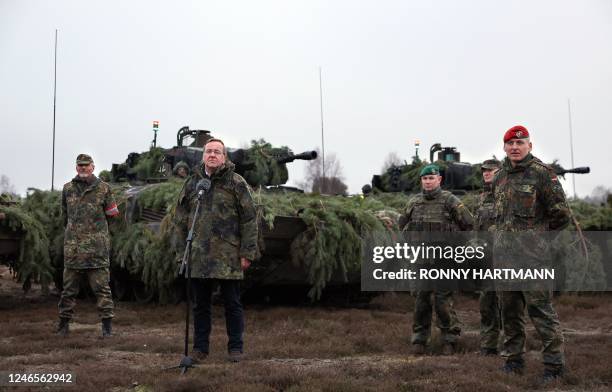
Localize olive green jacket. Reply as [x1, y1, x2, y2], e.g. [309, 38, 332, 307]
[62, 175, 119, 269]
[174, 161, 258, 280]
[399, 187, 474, 232]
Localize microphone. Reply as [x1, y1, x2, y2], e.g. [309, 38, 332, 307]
[196, 179, 211, 200]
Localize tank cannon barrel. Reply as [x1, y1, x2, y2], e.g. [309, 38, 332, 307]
[228, 150, 318, 172]
[554, 166, 590, 176]
[276, 150, 318, 165]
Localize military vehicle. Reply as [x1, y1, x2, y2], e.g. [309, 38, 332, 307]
[110, 126, 317, 188]
[95, 126, 332, 303]
[366, 142, 590, 195]
[22, 127, 376, 304]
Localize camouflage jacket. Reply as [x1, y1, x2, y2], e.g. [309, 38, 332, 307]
[476, 184, 496, 231]
[399, 187, 474, 232]
[492, 154, 570, 232]
[174, 161, 258, 280]
[62, 175, 119, 269]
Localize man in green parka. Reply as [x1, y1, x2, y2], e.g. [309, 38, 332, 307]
[174, 138, 258, 363]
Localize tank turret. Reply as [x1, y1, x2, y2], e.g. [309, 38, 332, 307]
[111, 126, 317, 189]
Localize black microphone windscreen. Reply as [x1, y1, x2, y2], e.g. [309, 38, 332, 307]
[196, 179, 211, 193]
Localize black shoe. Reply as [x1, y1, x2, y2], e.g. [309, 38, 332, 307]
[228, 351, 243, 363]
[101, 318, 112, 338]
[191, 351, 208, 363]
[502, 359, 525, 375]
[542, 366, 564, 382]
[480, 348, 498, 356]
[56, 318, 70, 337]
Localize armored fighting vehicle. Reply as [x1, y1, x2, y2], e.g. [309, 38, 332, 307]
[366, 142, 590, 195]
[98, 126, 333, 303]
[110, 126, 317, 189]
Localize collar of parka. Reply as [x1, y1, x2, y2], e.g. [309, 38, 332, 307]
[72, 174, 99, 186]
[503, 153, 534, 173]
[422, 186, 442, 200]
[198, 160, 236, 183]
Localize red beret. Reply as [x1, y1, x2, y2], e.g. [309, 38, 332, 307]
[503, 125, 529, 143]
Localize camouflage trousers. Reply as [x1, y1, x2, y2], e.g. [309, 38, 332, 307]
[500, 290, 564, 366]
[411, 290, 461, 344]
[58, 267, 114, 320]
[480, 291, 501, 350]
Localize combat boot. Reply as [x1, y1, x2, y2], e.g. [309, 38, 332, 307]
[542, 365, 564, 382]
[501, 359, 525, 375]
[101, 318, 112, 338]
[56, 317, 70, 337]
[479, 348, 498, 356]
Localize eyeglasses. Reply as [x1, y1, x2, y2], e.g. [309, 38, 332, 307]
[204, 149, 224, 156]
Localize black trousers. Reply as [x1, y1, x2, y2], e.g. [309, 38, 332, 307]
[191, 278, 244, 354]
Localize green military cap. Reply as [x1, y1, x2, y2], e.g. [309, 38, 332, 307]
[481, 159, 501, 170]
[419, 164, 440, 177]
[76, 154, 93, 165]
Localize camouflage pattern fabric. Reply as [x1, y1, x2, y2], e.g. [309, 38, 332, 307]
[492, 153, 569, 367]
[476, 184, 501, 350]
[493, 154, 569, 232]
[58, 267, 114, 319]
[400, 187, 474, 345]
[479, 291, 500, 350]
[412, 290, 461, 344]
[62, 175, 119, 269]
[475, 184, 496, 231]
[500, 290, 564, 366]
[174, 161, 258, 280]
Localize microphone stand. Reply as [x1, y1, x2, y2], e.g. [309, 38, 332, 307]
[166, 187, 205, 374]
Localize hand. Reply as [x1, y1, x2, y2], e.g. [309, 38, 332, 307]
[240, 257, 251, 271]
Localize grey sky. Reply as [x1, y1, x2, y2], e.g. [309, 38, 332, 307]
[1, 0, 611, 197]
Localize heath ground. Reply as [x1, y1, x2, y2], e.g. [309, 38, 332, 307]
[1, 266, 611, 392]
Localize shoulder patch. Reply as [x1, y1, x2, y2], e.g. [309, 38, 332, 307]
[531, 159, 559, 182]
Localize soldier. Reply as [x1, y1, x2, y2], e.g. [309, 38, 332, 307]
[493, 125, 569, 381]
[173, 161, 190, 179]
[399, 164, 473, 354]
[476, 159, 502, 356]
[57, 154, 119, 337]
[174, 138, 258, 363]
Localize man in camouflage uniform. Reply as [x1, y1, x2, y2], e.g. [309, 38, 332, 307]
[476, 159, 502, 355]
[174, 138, 258, 363]
[492, 125, 569, 381]
[57, 154, 119, 337]
[399, 164, 474, 354]
[173, 161, 190, 179]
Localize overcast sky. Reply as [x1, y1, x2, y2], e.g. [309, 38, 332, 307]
[1, 0, 611, 197]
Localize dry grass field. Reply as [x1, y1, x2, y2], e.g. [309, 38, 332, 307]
[1, 267, 611, 392]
